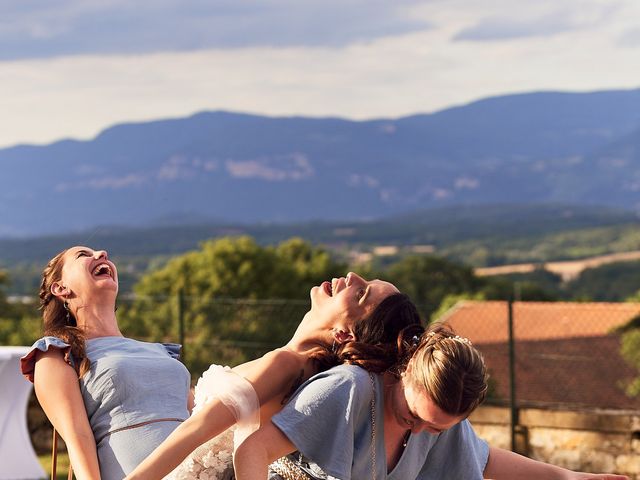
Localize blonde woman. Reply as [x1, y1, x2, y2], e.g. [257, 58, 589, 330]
[235, 324, 629, 480]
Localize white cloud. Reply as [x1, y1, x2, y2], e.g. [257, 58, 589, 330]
[619, 27, 640, 47]
[453, 2, 619, 41]
[0, 0, 638, 147]
[0, 0, 429, 60]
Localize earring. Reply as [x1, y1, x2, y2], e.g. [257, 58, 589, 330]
[63, 301, 71, 324]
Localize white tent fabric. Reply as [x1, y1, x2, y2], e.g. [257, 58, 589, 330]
[0, 346, 46, 480]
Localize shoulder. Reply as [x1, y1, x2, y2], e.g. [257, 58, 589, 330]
[291, 364, 373, 405]
[20, 336, 72, 382]
[29, 336, 70, 351]
[313, 363, 372, 387]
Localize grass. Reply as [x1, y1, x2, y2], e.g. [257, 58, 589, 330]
[38, 452, 70, 480]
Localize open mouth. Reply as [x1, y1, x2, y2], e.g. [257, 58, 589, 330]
[322, 281, 333, 296]
[92, 263, 113, 279]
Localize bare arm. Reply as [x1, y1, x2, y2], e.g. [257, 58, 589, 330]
[34, 349, 100, 480]
[484, 447, 629, 480]
[231, 348, 304, 409]
[126, 349, 303, 479]
[126, 396, 236, 479]
[234, 421, 296, 480]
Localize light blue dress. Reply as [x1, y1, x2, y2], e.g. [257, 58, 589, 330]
[270, 364, 489, 480]
[22, 336, 191, 480]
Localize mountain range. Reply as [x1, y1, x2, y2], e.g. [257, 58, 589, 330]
[2, 88, 640, 236]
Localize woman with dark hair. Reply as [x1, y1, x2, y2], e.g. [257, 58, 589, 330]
[235, 324, 629, 480]
[126, 272, 419, 479]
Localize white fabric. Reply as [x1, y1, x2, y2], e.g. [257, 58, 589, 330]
[0, 346, 46, 480]
[165, 364, 260, 480]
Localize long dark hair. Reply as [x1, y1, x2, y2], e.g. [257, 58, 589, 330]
[39, 249, 90, 377]
[324, 295, 488, 417]
[313, 293, 424, 372]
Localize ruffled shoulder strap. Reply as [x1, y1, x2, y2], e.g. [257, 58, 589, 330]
[20, 336, 74, 383]
[162, 343, 183, 360]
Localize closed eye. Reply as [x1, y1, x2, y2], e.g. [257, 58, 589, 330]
[357, 285, 371, 304]
[75, 250, 91, 258]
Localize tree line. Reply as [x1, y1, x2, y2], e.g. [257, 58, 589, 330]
[0, 235, 638, 398]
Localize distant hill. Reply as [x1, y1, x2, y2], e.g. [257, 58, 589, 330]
[2, 203, 640, 296]
[1, 88, 640, 236]
[0, 203, 636, 264]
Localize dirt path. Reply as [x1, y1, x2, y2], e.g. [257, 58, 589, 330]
[475, 250, 640, 282]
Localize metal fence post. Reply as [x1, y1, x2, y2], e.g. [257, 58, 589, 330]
[178, 288, 185, 360]
[508, 297, 518, 452]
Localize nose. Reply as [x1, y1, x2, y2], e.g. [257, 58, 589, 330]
[94, 250, 108, 260]
[347, 272, 367, 283]
[347, 272, 366, 286]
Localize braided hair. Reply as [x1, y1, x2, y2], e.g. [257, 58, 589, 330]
[403, 323, 488, 417]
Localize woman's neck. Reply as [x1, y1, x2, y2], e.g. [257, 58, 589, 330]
[382, 373, 412, 472]
[75, 303, 122, 338]
[285, 311, 334, 353]
[382, 374, 409, 434]
[286, 328, 332, 354]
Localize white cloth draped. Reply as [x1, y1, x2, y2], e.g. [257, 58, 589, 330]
[0, 346, 46, 480]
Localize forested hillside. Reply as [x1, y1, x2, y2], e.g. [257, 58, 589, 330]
[2, 89, 640, 236]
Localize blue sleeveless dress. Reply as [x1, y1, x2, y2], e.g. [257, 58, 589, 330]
[22, 336, 191, 480]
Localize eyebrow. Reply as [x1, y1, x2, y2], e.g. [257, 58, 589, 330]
[74, 248, 92, 258]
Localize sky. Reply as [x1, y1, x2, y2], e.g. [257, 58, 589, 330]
[0, 0, 639, 148]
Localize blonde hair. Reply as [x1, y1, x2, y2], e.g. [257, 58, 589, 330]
[405, 323, 488, 417]
[39, 249, 90, 377]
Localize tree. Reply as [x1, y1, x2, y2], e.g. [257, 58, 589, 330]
[0, 270, 10, 314]
[119, 236, 345, 376]
[0, 270, 41, 346]
[618, 301, 640, 398]
[386, 255, 482, 320]
[480, 271, 561, 302]
[566, 261, 640, 301]
[620, 328, 640, 397]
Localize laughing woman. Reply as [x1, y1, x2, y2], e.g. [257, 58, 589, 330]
[21, 246, 192, 480]
[126, 271, 419, 480]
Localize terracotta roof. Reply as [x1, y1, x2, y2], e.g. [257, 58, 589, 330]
[440, 301, 640, 410]
[441, 301, 640, 343]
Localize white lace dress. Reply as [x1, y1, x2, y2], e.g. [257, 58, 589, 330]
[165, 365, 260, 480]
